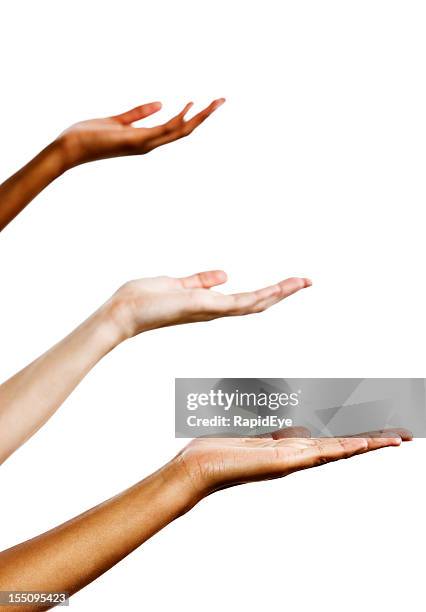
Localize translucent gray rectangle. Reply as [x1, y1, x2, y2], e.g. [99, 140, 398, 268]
[175, 378, 426, 437]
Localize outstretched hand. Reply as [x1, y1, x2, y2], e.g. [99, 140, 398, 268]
[59, 99, 225, 167]
[107, 270, 312, 339]
[173, 427, 410, 499]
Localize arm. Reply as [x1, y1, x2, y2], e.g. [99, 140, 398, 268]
[0, 270, 311, 464]
[0, 98, 225, 231]
[0, 430, 407, 611]
[0, 142, 67, 231]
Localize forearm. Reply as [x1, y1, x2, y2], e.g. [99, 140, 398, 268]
[0, 459, 198, 611]
[0, 140, 67, 231]
[0, 302, 124, 464]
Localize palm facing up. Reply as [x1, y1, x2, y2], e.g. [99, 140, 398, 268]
[109, 269, 312, 337]
[60, 99, 225, 167]
[175, 429, 408, 498]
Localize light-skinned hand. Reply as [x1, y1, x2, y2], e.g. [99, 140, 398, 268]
[107, 270, 312, 339]
[0, 269, 310, 464]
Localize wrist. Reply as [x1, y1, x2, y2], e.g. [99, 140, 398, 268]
[99, 292, 137, 345]
[158, 458, 205, 516]
[85, 300, 131, 354]
[44, 138, 74, 176]
[54, 132, 85, 170]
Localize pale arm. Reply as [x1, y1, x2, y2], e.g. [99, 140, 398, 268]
[0, 304, 122, 464]
[0, 271, 311, 464]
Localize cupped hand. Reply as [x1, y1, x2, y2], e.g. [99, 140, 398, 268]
[173, 427, 407, 499]
[107, 270, 312, 339]
[58, 99, 225, 167]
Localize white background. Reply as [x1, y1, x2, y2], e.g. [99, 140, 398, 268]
[0, 1, 425, 610]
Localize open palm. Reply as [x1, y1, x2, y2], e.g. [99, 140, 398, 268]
[174, 427, 410, 497]
[60, 99, 225, 167]
[110, 269, 312, 337]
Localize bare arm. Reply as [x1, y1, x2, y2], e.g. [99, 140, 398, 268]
[0, 142, 67, 231]
[0, 460, 192, 606]
[0, 430, 406, 611]
[0, 270, 311, 464]
[0, 99, 225, 231]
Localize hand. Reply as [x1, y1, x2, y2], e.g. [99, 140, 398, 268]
[172, 427, 408, 499]
[58, 99, 225, 168]
[107, 270, 312, 339]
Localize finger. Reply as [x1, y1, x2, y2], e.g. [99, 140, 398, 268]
[349, 428, 412, 441]
[183, 97, 226, 133]
[312, 435, 402, 452]
[274, 435, 402, 475]
[301, 435, 401, 466]
[224, 277, 312, 315]
[146, 98, 225, 148]
[361, 436, 402, 451]
[145, 101, 193, 136]
[254, 277, 313, 311]
[272, 435, 402, 451]
[112, 101, 162, 124]
[180, 270, 228, 289]
[174, 101, 195, 121]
